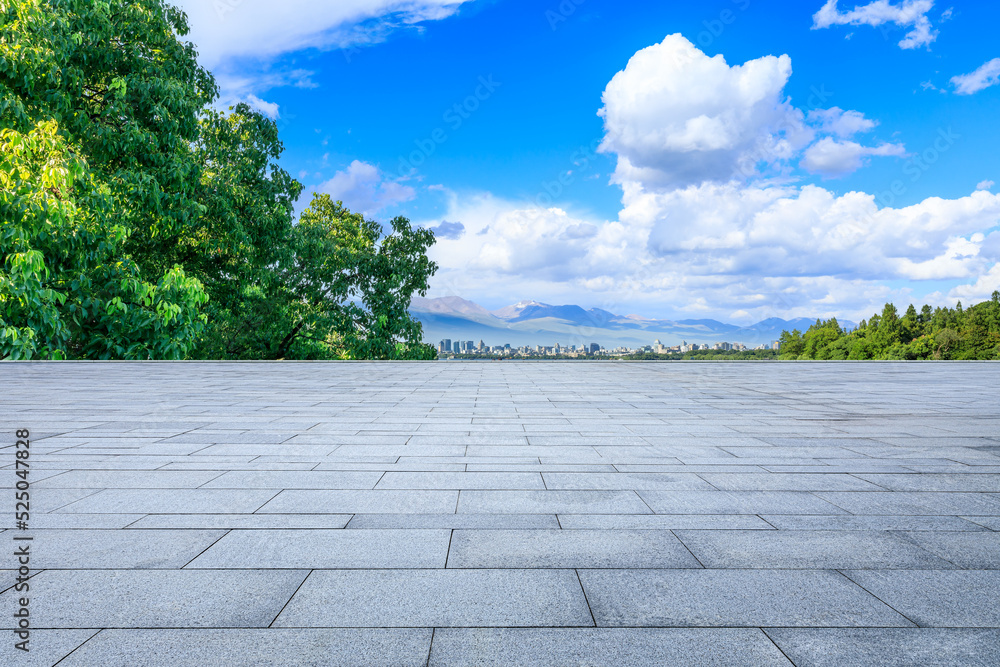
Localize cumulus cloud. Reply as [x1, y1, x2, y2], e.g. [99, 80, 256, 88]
[598, 35, 808, 189]
[950, 261, 1000, 302]
[807, 107, 878, 137]
[800, 137, 907, 177]
[626, 184, 1000, 282]
[244, 94, 280, 118]
[951, 58, 1000, 95]
[420, 37, 1000, 322]
[812, 0, 938, 49]
[978, 180, 996, 191]
[428, 221, 465, 240]
[174, 0, 471, 68]
[316, 161, 415, 216]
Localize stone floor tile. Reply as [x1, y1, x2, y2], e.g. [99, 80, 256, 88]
[0, 570, 309, 629]
[58, 628, 433, 667]
[273, 569, 593, 627]
[457, 490, 652, 514]
[674, 529, 956, 569]
[765, 628, 1000, 667]
[257, 489, 458, 514]
[842, 570, 1000, 627]
[186, 529, 450, 568]
[429, 628, 791, 666]
[579, 569, 914, 628]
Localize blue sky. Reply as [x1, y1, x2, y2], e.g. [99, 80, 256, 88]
[175, 0, 1000, 322]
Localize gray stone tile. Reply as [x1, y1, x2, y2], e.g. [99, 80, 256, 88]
[33, 470, 223, 489]
[273, 569, 593, 627]
[0, 570, 309, 629]
[187, 529, 450, 568]
[467, 463, 618, 472]
[765, 628, 1000, 667]
[675, 530, 956, 569]
[900, 532, 1000, 568]
[816, 492, 1000, 515]
[127, 514, 353, 529]
[448, 529, 702, 568]
[59, 628, 433, 667]
[0, 629, 98, 667]
[699, 473, 883, 491]
[557, 513, 775, 530]
[315, 462, 467, 471]
[429, 628, 792, 666]
[53, 489, 278, 514]
[28, 513, 146, 529]
[963, 515, 1000, 530]
[28, 529, 225, 569]
[638, 490, 846, 515]
[579, 569, 914, 627]
[347, 513, 560, 529]
[761, 515, 986, 531]
[541, 472, 714, 490]
[458, 490, 652, 514]
[376, 472, 545, 489]
[257, 490, 458, 514]
[843, 570, 1000, 627]
[200, 470, 383, 489]
[854, 473, 1000, 492]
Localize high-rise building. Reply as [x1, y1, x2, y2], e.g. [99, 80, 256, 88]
[589, 343, 600, 355]
[478, 340, 485, 351]
[439, 339, 452, 353]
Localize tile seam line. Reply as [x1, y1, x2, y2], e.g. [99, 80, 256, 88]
[574, 568, 598, 628]
[424, 627, 436, 667]
[179, 528, 233, 569]
[52, 627, 103, 666]
[833, 569, 922, 628]
[760, 628, 800, 667]
[267, 569, 314, 628]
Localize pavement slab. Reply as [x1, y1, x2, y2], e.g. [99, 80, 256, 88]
[2, 361, 998, 664]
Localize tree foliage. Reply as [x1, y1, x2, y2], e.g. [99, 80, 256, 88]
[780, 295, 1000, 361]
[2, 0, 438, 360]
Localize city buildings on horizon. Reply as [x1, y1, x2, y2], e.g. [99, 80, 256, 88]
[436, 338, 781, 358]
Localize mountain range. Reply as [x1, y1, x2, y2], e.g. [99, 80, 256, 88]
[410, 297, 855, 348]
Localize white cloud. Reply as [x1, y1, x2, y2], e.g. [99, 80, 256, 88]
[978, 180, 996, 191]
[598, 35, 808, 189]
[315, 160, 416, 216]
[244, 94, 280, 118]
[800, 137, 906, 177]
[951, 58, 1000, 95]
[421, 37, 1000, 322]
[807, 107, 877, 137]
[812, 0, 938, 49]
[950, 262, 1000, 301]
[174, 0, 471, 68]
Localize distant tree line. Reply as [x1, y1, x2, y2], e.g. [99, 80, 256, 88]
[1, 0, 437, 360]
[779, 294, 1000, 361]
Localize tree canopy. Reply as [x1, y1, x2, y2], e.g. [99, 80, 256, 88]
[1, 0, 438, 360]
[780, 295, 1000, 361]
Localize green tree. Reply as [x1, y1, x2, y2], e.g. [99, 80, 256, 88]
[187, 104, 303, 359]
[1, 120, 207, 359]
[2, 0, 214, 358]
[778, 329, 805, 359]
[270, 195, 438, 360]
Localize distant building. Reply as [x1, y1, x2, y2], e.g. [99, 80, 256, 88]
[589, 343, 600, 355]
[439, 339, 452, 353]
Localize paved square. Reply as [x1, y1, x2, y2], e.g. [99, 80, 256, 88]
[2, 361, 999, 665]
